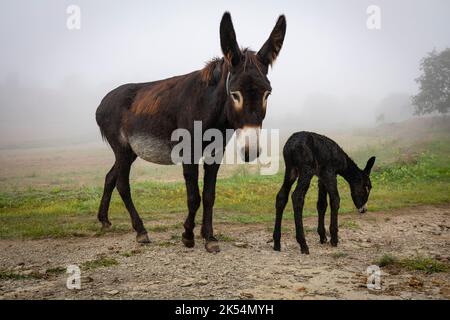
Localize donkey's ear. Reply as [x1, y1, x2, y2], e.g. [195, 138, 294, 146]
[220, 12, 241, 67]
[257, 15, 287, 67]
[364, 156, 376, 175]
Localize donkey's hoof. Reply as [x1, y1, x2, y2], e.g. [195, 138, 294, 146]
[205, 241, 220, 253]
[273, 242, 281, 251]
[300, 246, 310, 255]
[182, 233, 195, 248]
[320, 236, 328, 244]
[100, 221, 112, 231]
[136, 233, 151, 244]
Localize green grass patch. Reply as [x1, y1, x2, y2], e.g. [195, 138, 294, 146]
[376, 254, 398, 267]
[0, 139, 448, 239]
[45, 266, 66, 275]
[0, 270, 44, 281]
[401, 256, 449, 274]
[216, 233, 237, 242]
[81, 257, 118, 270]
[375, 254, 449, 274]
[331, 252, 348, 259]
[339, 220, 360, 230]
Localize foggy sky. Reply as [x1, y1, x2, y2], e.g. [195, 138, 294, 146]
[0, 0, 449, 145]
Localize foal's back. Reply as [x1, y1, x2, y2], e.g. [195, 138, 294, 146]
[283, 131, 348, 173]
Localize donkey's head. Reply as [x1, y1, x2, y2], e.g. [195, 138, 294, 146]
[350, 156, 376, 213]
[220, 12, 286, 162]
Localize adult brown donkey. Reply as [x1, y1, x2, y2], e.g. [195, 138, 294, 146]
[95, 12, 286, 252]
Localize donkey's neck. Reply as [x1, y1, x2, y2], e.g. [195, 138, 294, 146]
[340, 155, 361, 184]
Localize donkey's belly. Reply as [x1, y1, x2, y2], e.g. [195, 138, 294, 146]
[128, 134, 173, 165]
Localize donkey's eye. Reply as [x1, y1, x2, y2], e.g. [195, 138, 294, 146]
[262, 90, 271, 109]
[230, 91, 243, 110]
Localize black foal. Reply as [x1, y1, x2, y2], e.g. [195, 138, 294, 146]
[273, 131, 376, 254]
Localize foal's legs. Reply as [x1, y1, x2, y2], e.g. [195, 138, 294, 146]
[115, 151, 150, 243]
[320, 171, 340, 246]
[273, 164, 297, 251]
[181, 164, 201, 248]
[317, 180, 328, 244]
[98, 164, 118, 229]
[202, 163, 221, 253]
[292, 168, 314, 254]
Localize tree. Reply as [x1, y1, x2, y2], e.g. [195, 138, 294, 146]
[412, 48, 450, 115]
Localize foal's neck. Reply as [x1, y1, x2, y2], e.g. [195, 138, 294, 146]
[340, 155, 361, 185]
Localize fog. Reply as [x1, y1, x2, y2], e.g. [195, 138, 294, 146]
[0, 0, 449, 146]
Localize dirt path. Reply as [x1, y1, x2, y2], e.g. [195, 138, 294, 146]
[1, 204, 449, 300]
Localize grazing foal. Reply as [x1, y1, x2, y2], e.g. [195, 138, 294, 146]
[273, 132, 376, 254]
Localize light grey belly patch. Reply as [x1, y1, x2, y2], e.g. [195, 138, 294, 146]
[128, 134, 174, 165]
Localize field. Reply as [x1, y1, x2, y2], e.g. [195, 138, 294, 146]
[0, 117, 449, 299]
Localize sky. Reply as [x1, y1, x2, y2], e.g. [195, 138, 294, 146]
[0, 0, 449, 145]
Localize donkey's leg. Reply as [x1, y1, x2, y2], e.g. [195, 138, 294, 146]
[97, 164, 118, 230]
[292, 169, 313, 254]
[321, 172, 340, 247]
[317, 180, 328, 244]
[115, 151, 149, 243]
[181, 164, 200, 248]
[202, 163, 221, 253]
[273, 164, 297, 251]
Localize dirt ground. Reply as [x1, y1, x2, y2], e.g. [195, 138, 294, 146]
[0, 204, 449, 300]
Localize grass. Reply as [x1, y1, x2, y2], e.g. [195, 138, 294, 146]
[45, 266, 66, 275]
[0, 271, 44, 281]
[331, 252, 348, 259]
[0, 137, 448, 240]
[375, 254, 449, 274]
[339, 220, 360, 230]
[215, 233, 237, 242]
[81, 257, 118, 270]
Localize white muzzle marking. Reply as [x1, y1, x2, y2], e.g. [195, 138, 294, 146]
[236, 126, 261, 162]
[358, 203, 368, 214]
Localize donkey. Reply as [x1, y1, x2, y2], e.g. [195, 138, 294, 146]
[95, 12, 287, 253]
[273, 132, 376, 254]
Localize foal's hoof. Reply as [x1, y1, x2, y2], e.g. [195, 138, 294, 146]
[182, 233, 195, 248]
[330, 239, 338, 247]
[273, 242, 281, 251]
[320, 236, 328, 244]
[136, 233, 151, 244]
[300, 246, 310, 255]
[205, 241, 220, 253]
[100, 221, 112, 231]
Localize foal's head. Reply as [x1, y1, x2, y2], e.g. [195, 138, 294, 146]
[350, 156, 376, 213]
[219, 12, 286, 162]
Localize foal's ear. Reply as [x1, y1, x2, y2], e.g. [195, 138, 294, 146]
[364, 156, 376, 175]
[257, 15, 287, 67]
[220, 12, 241, 67]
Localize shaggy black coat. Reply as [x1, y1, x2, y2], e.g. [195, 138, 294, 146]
[273, 131, 376, 254]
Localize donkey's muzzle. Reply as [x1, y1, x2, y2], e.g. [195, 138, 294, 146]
[240, 145, 262, 162]
[236, 126, 261, 162]
[358, 203, 368, 214]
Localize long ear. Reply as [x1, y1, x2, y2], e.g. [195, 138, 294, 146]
[364, 156, 376, 175]
[220, 12, 241, 67]
[257, 15, 287, 66]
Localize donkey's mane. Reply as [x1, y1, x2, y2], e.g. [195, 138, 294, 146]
[200, 49, 264, 84]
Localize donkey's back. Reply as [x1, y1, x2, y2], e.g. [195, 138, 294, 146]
[283, 131, 348, 173]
